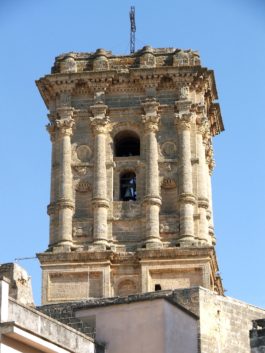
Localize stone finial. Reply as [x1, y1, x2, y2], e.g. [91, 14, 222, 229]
[93, 48, 109, 71]
[60, 53, 77, 73]
[140, 45, 156, 68]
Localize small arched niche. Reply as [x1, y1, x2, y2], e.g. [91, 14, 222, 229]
[114, 130, 140, 157]
[120, 171, 136, 201]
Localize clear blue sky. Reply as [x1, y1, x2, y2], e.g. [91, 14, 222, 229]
[1, 0, 264, 306]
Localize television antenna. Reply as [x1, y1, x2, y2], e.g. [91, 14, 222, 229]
[129, 6, 136, 54]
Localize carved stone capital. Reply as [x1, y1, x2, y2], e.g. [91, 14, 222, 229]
[90, 118, 110, 134]
[196, 115, 209, 135]
[89, 102, 110, 134]
[175, 112, 193, 130]
[141, 99, 160, 132]
[47, 116, 75, 139]
[56, 118, 75, 137]
[46, 123, 56, 142]
[141, 115, 160, 132]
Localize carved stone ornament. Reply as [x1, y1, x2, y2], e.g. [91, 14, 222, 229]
[175, 113, 193, 130]
[55, 118, 75, 136]
[76, 145, 91, 162]
[161, 141, 177, 158]
[179, 85, 190, 100]
[159, 222, 176, 233]
[73, 224, 91, 238]
[76, 181, 91, 192]
[47, 117, 75, 139]
[161, 177, 177, 189]
[73, 166, 89, 176]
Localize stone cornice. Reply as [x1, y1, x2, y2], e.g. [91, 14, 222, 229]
[36, 66, 218, 101]
[37, 246, 216, 264]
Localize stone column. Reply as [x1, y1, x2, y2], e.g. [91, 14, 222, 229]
[47, 107, 75, 251]
[175, 98, 195, 244]
[196, 113, 210, 244]
[206, 141, 216, 245]
[90, 103, 110, 249]
[141, 99, 162, 249]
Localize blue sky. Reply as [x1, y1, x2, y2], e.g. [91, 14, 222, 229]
[1, 0, 264, 306]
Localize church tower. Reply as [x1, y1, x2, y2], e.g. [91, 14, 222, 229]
[36, 46, 224, 304]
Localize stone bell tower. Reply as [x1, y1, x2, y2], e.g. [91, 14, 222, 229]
[36, 46, 224, 304]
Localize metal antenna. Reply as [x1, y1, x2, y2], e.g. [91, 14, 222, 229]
[129, 6, 136, 54]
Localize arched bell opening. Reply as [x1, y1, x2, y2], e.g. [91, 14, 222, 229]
[114, 130, 140, 157]
[120, 171, 136, 201]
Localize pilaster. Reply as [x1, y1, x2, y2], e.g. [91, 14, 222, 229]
[196, 106, 211, 244]
[205, 134, 216, 245]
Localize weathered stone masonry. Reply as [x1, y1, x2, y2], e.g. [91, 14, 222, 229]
[36, 46, 224, 303]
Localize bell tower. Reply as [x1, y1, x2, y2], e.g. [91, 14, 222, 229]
[36, 46, 224, 304]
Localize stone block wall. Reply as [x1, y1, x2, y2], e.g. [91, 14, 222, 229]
[171, 287, 265, 353]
